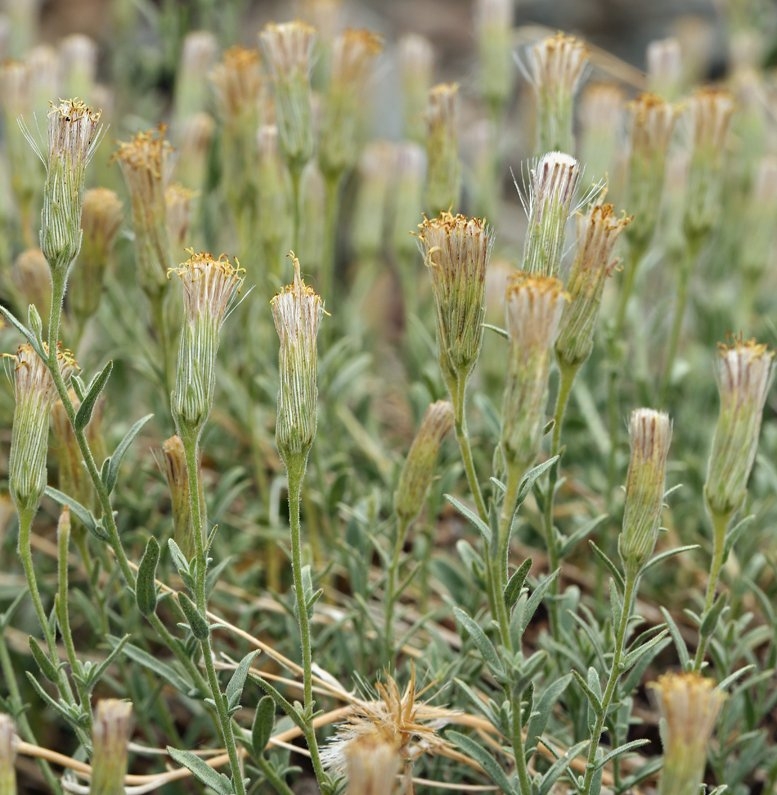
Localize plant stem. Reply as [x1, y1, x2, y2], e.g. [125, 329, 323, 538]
[289, 162, 303, 255]
[384, 514, 411, 663]
[692, 507, 731, 672]
[321, 171, 342, 308]
[182, 433, 247, 795]
[449, 371, 488, 522]
[580, 567, 640, 795]
[614, 242, 646, 339]
[285, 453, 329, 791]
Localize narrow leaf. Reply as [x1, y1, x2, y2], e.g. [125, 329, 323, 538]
[226, 651, 259, 711]
[0, 305, 44, 356]
[447, 731, 515, 794]
[167, 747, 234, 795]
[588, 541, 625, 591]
[29, 637, 61, 683]
[504, 558, 532, 610]
[74, 360, 113, 431]
[251, 696, 276, 757]
[136, 537, 160, 617]
[178, 593, 210, 640]
[104, 413, 154, 494]
[453, 607, 504, 676]
[44, 487, 102, 540]
[445, 494, 492, 545]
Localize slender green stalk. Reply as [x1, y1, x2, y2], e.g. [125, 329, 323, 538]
[285, 455, 329, 791]
[493, 465, 521, 651]
[661, 235, 702, 402]
[321, 172, 342, 307]
[182, 433, 247, 795]
[384, 514, 411, 663]
[290, 163, 303, 255]
[581, 567, 640, 795]
[449, 372, 488, 521]
[692, 508, 732, 671]
[0, 632, 61, 794]
[150, 292, 173, 413]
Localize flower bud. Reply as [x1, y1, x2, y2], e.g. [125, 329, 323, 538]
[398, 33, 435, 143]
[60, 33, 98, 100]
[0, 714, 16, 795]
[271, 255, 324, 469]
[501, 273, 566, 472]
[319, 28, 383, 180]
[522, 151, 580, 278]
[394, 401, 454, 524]
[89, 699, 133, 795]
[259, 21, 317, 173]
[425, 83, 461, 214]
[173, 31, 218, 125]
[526, 33, 588, 154]
[416, 212, 492, 386]
[39, 99, 103, 273]
[705, 339, 773, 518]
[11, 248, 52, 325]
[160, 434, 203, 559]
[555, 204, 631, 368]
[683, 87, 734, 240]
[170, 252, 245, 442]
[175, 111, 215, 193]
[8, 343, 77, 516]
[625, 93, 677, 252]
[618, 408, 672, 574]
[114, 127, 173, 298]
[70, 188, 123, 326]
[257, 125, 292, 274]
[474, 0, 514, 112]
[646, 37, 683, 101]
[650, 672, 725, 795]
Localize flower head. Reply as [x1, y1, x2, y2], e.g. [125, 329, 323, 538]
[647, 37, 683, 100]
[342, 732, 401, 795]
[618, 408, 672, 574]
[650, 672, 725, 795]
[474, 0, 514, 110]
[521, 151, 581, 277]
[271, 254, 324, 468]
[170, 251, 245, 441]
[37, 98, 103, 272]
[416, 212, 492, 386]
[705, 339, 773, 518]
[259, 21, 316, 171]
[210, 46, 263, 124]
[398, 33, 435, 142]
[556, 204, 632, 368]
[8, 343, 77, 516]
[114, 127, 173, 297]
[90, 699, 134, 795]
[11, 248, 52, 326]
[0, 714, 17, 794]
[159, 435, 197, 559]
[501, 273, 566, 471]
[425, 83, 461, 214]
[526, 33, 588, 153]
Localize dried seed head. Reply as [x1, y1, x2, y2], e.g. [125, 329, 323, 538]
[650, 672, 725, 795]
[416, 212, 492, 386]
[474, 0, 514, 110]
[684, 87, 735, 238]
[210, 46, 263, 123]
[394, 400, 454, 524]
[160, 434, 199, 559]
[11, 248, 52, 325]
[343, 732, 401, 795]
[501, 273, 566, 471]
[37, 98, 103, 272]
[625, 93, 677, 250]
[705, 339, 773, 518]
[618, 408, 672, 574]
[647, 37, 683, 100]
[8, 343, 77, 516]
[259, 21, 316, 171]
[114, 127, 173, 297]
[170, 251, 245, 441]
[522, 151, 581, 277]
[70, 187, 123, 324]
[271, 254, 324, 468]
[398, 33, 435, 142]
[526, 33, 588, 153]
[322, 670, 455, 777]
[319, 29, 383, 178]
[90, 699, 134, 795]
[0, 714, 17, 794]
[425, 83, 461, 214]
[556, 204, 632, 368]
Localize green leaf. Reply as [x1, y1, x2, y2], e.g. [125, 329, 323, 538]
[74, 634, 130, 693]
[446, 730, 515, 794]
[226, 651, 259, 713]
[0, 305, 44, 356]
[168, 539, 191, 576]
[525, 674, 571, 754]
[44, 487, 102, 540]
[167, 746, 234, 795]
[103, 413, 154, 494]
[621, 630, 669, 673]
[504, 558, 532, 611]
[559, 514, 606, 558]
[571, 668, 602, 716]
[588, 541, 625, 591]
[595, 738, 650, 770]
[537, 739, 589, 795]
[453, 607, 504, 677]
[251, 696, 276, 757]
[700, 592, 728, 639]
[518, 571, 557, 635]
[29, 637, 61, 683]
[0, 590, 28, 629]
[113, 638, 193, 694]
[136, 537, 160, 617]
[482, 322, 508, 339]
[641, 544, 699, 575]
[445, 494, 492, 545]
[74, 360, 113, 431]
[518, 456, 559, 505]
[659, 607, 690, 670]
[178, 593, 210, 640]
